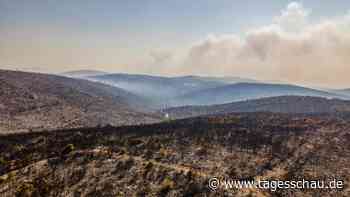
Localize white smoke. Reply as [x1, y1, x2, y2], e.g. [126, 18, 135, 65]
[183, 2, 350, 88]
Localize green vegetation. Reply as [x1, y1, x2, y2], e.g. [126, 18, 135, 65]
[61, 144, 75, 155]
[13, 144, 25, 152]
[16, 182, 34, 197]
[158, 177, 175, 196]
[0, 176, 7, 185]
[0, 157, 6, 166]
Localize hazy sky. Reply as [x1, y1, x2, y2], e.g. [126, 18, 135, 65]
[1, 0, 350, 88]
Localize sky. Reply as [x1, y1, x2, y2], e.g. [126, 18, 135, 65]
[1, 0, 350, 88]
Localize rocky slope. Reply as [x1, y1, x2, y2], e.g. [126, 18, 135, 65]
[0, 112, 349, 196]
[0, 70, 160, 133]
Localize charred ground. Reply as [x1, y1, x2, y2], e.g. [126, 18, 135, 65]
[1, 112, 349, 196]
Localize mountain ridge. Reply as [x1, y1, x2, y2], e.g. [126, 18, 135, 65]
[176, 82, 348, 106]
[165, 95, 350, 119]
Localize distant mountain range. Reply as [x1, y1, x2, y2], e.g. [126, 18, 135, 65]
[0, 70, 160, 133]
[58, 71, 347, 107]
[88, 73, 236, 104]
[165, 96, 350, 119]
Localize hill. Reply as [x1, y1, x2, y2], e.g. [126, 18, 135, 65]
[0, 112, 349, 196]
[176, 83, 347, 106]
[173, 75, 259, 84]
[333, 89, 350, 97]
[165, 96, 350, 119]
[0, 70, 160, 133]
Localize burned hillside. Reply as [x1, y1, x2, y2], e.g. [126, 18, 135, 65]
[0, 113, 349, 196]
